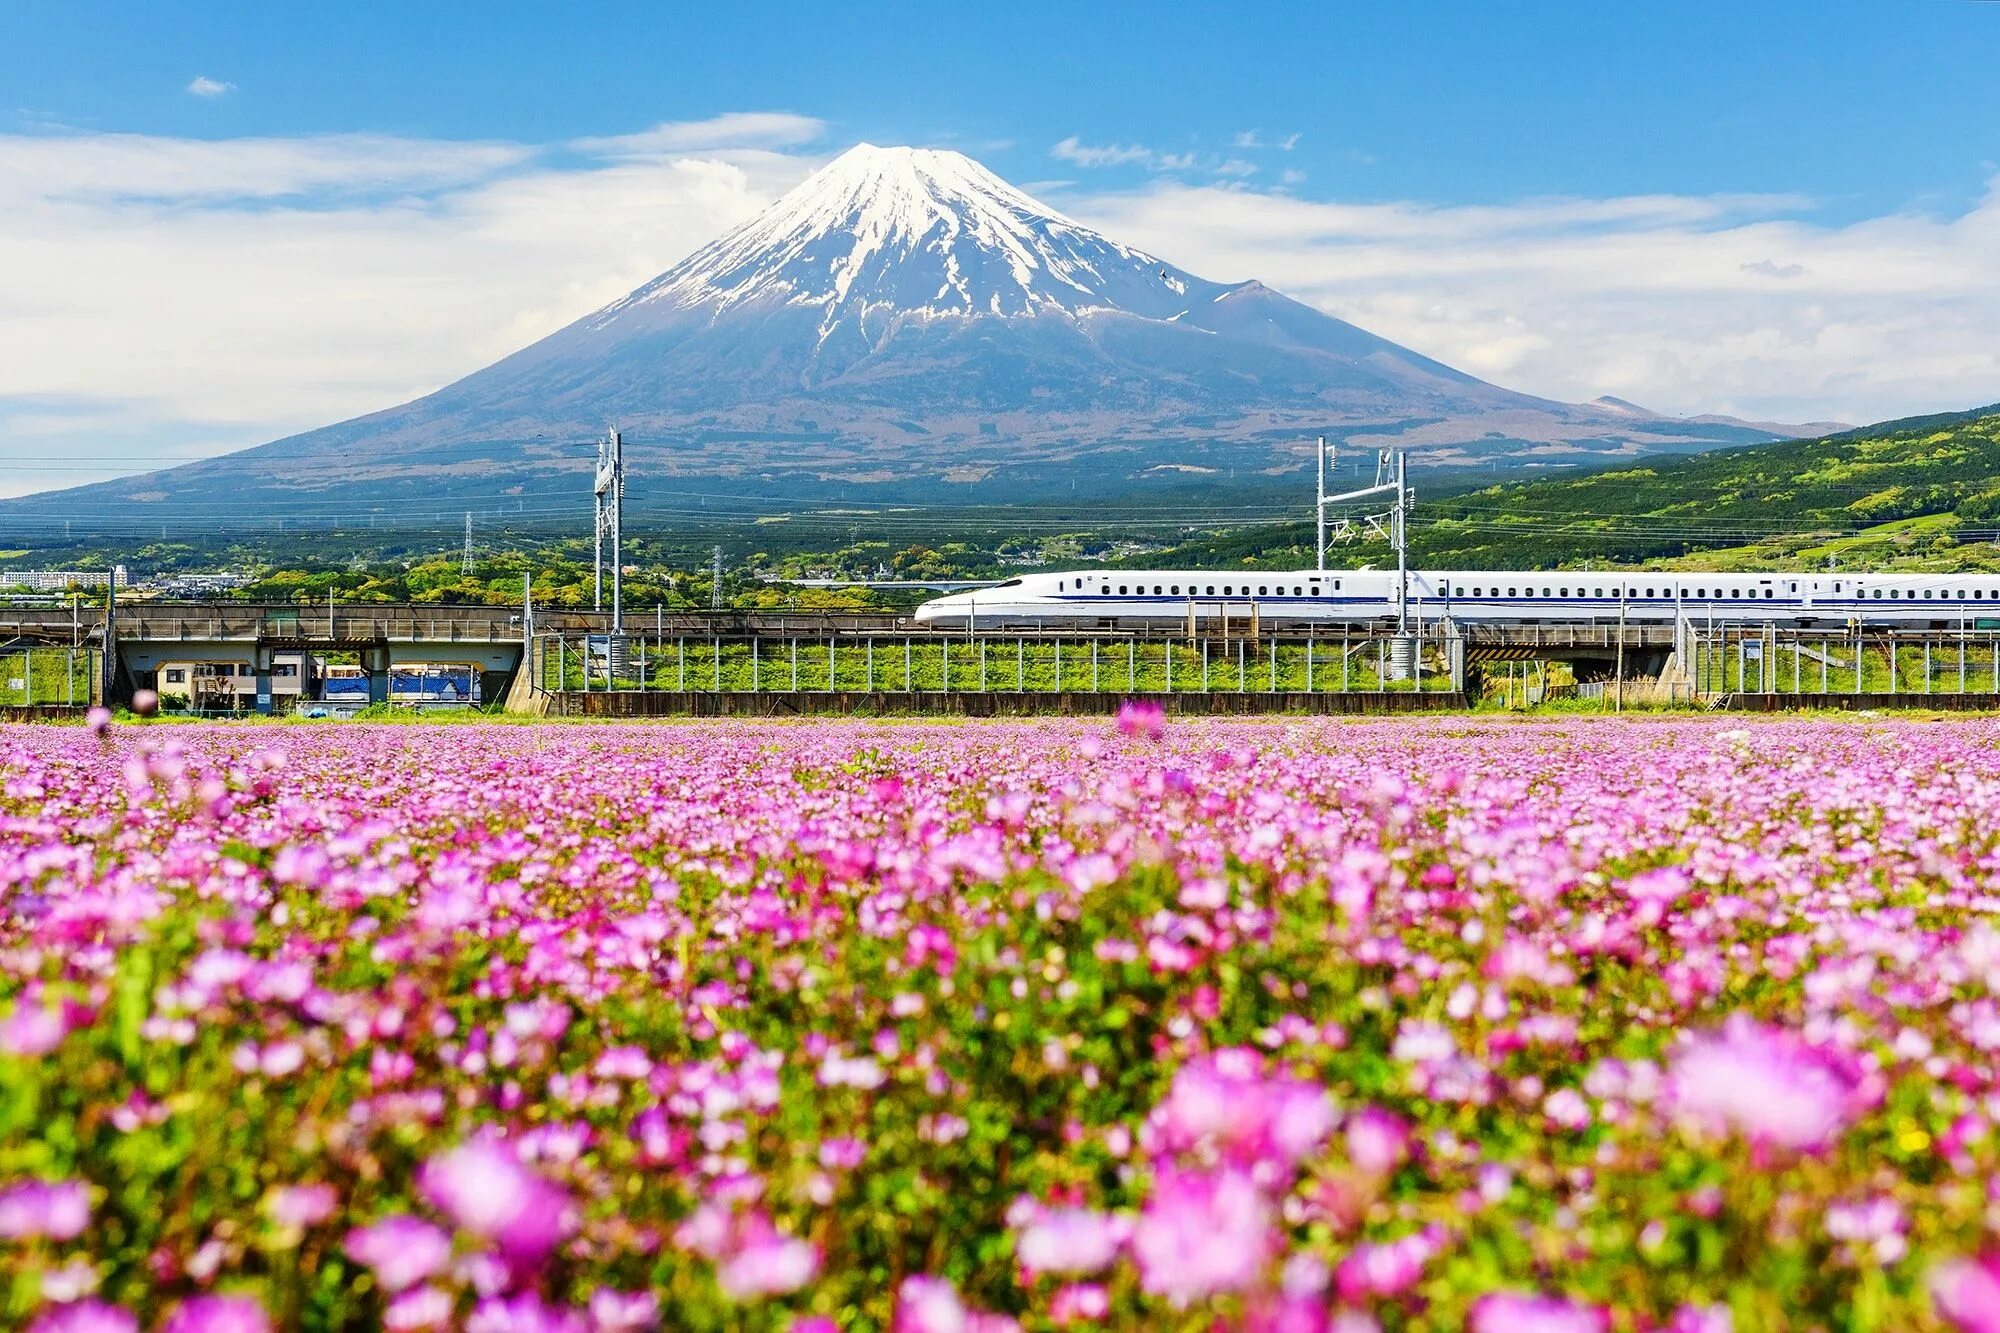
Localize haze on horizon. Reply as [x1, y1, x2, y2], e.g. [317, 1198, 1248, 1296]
[2, 1, 1998, 499]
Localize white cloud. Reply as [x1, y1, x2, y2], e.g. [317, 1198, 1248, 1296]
[1051, 136, 1193, 172]
[5, 117, 1998, 497]
[1214, 159, 1258, 178]
[1062, 177, 2000, 425]
[1232, 130, 1301, 151]
[569, 111, 824, 160]
[0, 117, 825, 496]
[186, 76, 234, 98]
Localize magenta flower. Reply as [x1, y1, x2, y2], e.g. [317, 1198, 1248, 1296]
[715, 1228, 819, 1300]
[265, 1183, 337, 1232]
[0, 1180, 90, 1241]
[465, 1294, 588, 1333]
[1468, 1293, 1608, 1333]
[1014, 1205, 1123, 1276]
[1115, 700, 1167, 740]
[419, 1140, 574, 1263]
[344, 1214, 454, 1292]
[1132, 1168, 1275, 1305]
[383, 1286, 455, 1332]
[160, 1296, 272, 1333]
[1343, 1107, 1411, 1177]
[1933, 1252, 2000, 1333]
[1667, 1016, 1871, 1153]
[28, 1303, 137, 1333]
[585, 1288, 659, 1331]
[1049, 1284, 1110, 1324]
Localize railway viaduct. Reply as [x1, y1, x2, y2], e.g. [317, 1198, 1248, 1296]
[1, 600, 1679, 711]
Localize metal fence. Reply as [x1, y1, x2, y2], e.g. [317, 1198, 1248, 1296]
[0, 646, 98, 707]
[530, 631, 1466, 697]
[1683, 623, 2000, 698]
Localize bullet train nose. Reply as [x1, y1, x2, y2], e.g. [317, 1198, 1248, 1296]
[912, 594, 962, 624]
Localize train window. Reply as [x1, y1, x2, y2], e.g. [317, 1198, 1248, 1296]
[1645, 587, 1655, 597]
[1765, 590, 1774, 599]
[1100, 587, 1110, 595]
[1170, 585, 1180, 595]
[1119, 585, 1128, 595]
[1890, 590, 1899, 599]
[1924, 590, 1933, 599]
[1259, 585, 1268, 596]
[1153, 585, 1163, 595]
[1507, 587, 1516, 596]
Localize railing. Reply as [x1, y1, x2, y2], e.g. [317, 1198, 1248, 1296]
[530, 630, 1466, 697]
[1683, 624, 2000, 699]
[0, 646, 98, 708]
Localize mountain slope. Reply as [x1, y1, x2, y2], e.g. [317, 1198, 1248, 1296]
[1117, 406, 2000, 572]
[8, 144, 1837, 523]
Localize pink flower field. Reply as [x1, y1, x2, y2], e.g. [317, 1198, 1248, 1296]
[4, 714, 2000, 1331]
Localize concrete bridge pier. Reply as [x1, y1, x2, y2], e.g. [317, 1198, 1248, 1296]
[362, 646, 392, 706]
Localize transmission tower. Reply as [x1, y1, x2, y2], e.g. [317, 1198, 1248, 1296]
[711, 545, 723, 610]
[460, 512, 474, 575]
[593, 428, 624, 632]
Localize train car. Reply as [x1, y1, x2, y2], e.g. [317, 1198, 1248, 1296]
[911, 569, 2000, 630]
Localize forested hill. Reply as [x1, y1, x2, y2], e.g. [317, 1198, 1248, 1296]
[1138, 404, 2000, 572]
[1407, 402, 2000, 567]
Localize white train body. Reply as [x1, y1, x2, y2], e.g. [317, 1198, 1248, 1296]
[912, 569, 2000, 629]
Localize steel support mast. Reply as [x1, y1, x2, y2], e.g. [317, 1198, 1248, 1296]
[1316, 441, 1413, 633]
[593, 427, 624, 633]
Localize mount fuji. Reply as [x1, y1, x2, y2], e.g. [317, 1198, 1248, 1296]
[13, 144, 1832, 520]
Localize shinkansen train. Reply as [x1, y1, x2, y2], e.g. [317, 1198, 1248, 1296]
[912, 569, 2000, 630]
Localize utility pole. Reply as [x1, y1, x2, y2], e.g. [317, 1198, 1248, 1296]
[1318, 445, 1412, 633]
[593, 427, 624, 632]
[461, 512, 474, 575]
[101, 563, 117, 707]
[1315, 436, 1326, 571]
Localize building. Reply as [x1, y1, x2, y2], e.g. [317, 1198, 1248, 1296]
[0, 566, 127, 593]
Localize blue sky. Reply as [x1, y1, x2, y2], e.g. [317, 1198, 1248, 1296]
[9, 2, 1996, 216]
[2, 2, 1998, 492]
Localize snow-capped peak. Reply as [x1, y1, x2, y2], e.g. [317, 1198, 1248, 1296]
[603, 144, 1218, 332]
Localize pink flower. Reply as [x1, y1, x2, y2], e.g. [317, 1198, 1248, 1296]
[344, 1215, 454, 1292]
[1934, 1252, 2000, 1333]
[1667, 1306, 1733, 1333]
[1049, 1284, 1110, 1324]
[1132, 1168, 1274, 1305]
[716, 1229, 819, 1300]
[1015, 1206, 1122, 1276]
[419, 1140, 574, 1263]
[160, 1296, 272, 1333]
[1667, 1016, 1871, 1153]
[586, 1288, 659, 1332]
[0, 1180, 89, 1240]
[0, 1000, 76, 1057]
[1343, 1107, 1410, 1177]
[465, 1294, 588, 1333]
[85, 707, 112, 737]
[265, 1183, 337, 1231]
[1468, 1293, 1607, 1333]
[383, 1287, 455, 1332]
[29, 1303, 137, 1333]
[1115, 700, 1167, 741]
[892, 1276, 1018, 1333]
[1147, 1049, 1334, 1172]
